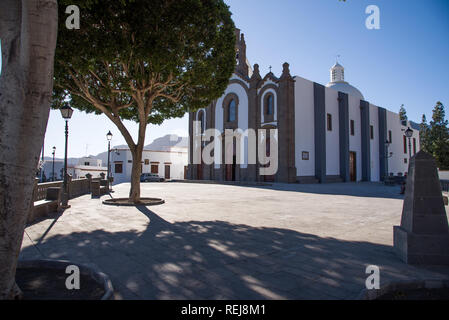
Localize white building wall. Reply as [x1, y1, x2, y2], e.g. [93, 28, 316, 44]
[111, 148, 188, 185]
[294, 76, 315, 177]
[324, 87, 340, 175]
[369, 104, 380, 181]
[386, 111, 407, 176]
[348, 95, 362, 181]
[214, 80, 249, 168]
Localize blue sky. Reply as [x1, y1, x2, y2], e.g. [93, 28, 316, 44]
[1, 0, 448, 158]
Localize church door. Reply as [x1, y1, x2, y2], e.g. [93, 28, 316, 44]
[349, 152, 357, 182]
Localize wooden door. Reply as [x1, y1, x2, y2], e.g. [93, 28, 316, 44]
[349, 152, 357, 182]
[197, 164, 203, 180]
[165, 165, 170, 180]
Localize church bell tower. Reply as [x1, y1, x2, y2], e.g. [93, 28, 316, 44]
[235, 28, 249, 77]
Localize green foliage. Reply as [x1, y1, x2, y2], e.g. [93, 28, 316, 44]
[428, 102, 449, 169]
[419, 102, 449, 169]
[53, 0, 236, 125]
[399, 104, 407, 121]
[419, 114, 431, 153]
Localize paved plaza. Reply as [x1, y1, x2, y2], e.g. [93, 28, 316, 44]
[20, 182, 449, 299]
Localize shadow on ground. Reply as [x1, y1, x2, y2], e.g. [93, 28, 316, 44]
[20, 206, 446, 300]
[179, 181, 405, 200]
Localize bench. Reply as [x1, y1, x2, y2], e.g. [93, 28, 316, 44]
[30, 187, 61, 223]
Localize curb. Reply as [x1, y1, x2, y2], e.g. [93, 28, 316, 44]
[102, 198, 165, 207]
[18, 259, 114, 300]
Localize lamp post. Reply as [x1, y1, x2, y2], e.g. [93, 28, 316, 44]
[52, 146, 56, 181]
[106, 131, 113, 191]
[405, 127, 413, 161]
[60, 105, 74, 209]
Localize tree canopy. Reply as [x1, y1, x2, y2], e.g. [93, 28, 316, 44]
[52, 0, 236, 202]
[420, 102, 449, 170]
[399, 104, 407, 121]
[53, 0, 236, 124]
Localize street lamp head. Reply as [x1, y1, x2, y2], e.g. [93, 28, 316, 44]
[52, 146, 56, 153]
[405, 127, 413, 138]
[60, 105, 74, 120]
[107, 131, 113, 141]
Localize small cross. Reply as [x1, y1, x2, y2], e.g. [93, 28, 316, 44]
[269, 65, 272, 73]
[336, 54, 340, 63]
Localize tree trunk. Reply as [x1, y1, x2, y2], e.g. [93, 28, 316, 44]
[127, 109, 149, 204]
[0, 0, 58, 300]
[129, 146, 143, 203]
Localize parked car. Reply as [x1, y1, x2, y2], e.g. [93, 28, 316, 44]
[140, 173, 165, 182]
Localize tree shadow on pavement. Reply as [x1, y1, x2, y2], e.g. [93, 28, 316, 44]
[19, 206, 449, 300]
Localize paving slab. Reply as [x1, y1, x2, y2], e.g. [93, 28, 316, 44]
[20, 182, 449, 299]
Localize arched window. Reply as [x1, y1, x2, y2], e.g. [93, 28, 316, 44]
[266, 94, 274, 116]
[228, 99, 236, 122]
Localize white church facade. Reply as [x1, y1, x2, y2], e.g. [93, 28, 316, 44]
[187, 29, 420, 183]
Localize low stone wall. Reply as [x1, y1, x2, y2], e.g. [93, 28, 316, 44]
[30, 176, 94, 224]
[34, 181, 63, 201]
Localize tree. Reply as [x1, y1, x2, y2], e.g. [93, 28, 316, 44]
[399, 104, 407, 121]
[53, 0, 236, 203]
[429, 101, 449, 169]
[419, 114, 431, 153]
[0, 0, 58, 299]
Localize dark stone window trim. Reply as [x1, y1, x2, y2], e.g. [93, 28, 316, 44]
[264, 93, 275, 123]
[222, 93, 239, 130]
[196, 109, 206, 134]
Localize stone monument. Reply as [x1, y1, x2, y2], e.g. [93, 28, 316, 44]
[394, 151, 449, 264]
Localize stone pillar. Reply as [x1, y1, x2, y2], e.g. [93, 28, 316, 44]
[393, 151, 449, 265]
[360, 100, 371, 181]
[188, 112, 194, 180]
[378, 107, 388, 181]
[338, 92, 350, 182]
[314, 82, 326, 183]
[278, 62, 296, 183]
[248, 64, 262, 182]
[86, 173, 92, 193]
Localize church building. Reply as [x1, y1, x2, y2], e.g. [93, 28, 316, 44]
[187, 29, 420, 183]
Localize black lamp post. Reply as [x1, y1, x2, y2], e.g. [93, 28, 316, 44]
[52, 146, 56, 181]
[107, 131, 113, 191]
[405, 127, 413, 161]
[60, 105, 74, 209]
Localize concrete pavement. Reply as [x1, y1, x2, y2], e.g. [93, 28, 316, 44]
[20, 182, 449, 299]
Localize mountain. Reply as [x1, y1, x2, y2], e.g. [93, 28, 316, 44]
[44, 134, 188, 166]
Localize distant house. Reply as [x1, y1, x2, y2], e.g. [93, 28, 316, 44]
[68, 157, 107, 179]
[111, 135, 188, 185]
[40, 160, 65, 182]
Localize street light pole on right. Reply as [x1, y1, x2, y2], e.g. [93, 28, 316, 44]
[405, 127, 414, 162]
